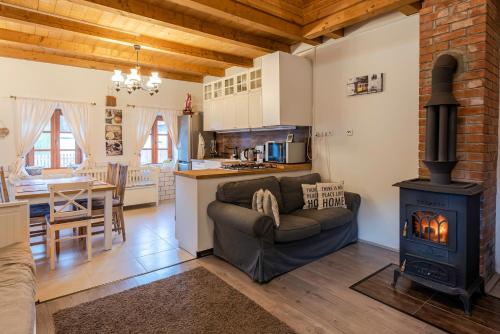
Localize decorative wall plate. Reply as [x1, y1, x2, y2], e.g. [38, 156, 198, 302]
[0, 128, 9, 137]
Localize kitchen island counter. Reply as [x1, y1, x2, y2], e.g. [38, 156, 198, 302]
[174, 163, 312, 180]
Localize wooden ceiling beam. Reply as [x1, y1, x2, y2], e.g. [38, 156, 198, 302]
[234, 0, 304, 25]
[0, 27, 225, 76]
[69, 0, 290, 53]
[399, 1, 422, 15]
[0, 45, 203, 82]
[323, 29, 344, 40]
[164, 0, 319, 46]
[303, 0, 419, 39]
[0, 3, 253, 67]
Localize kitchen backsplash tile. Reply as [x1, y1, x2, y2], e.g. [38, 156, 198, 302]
[215, 127, 311, 159]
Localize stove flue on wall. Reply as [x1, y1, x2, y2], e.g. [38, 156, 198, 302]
[424, 54, 460, 185]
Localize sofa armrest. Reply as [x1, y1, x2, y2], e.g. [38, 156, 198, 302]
[344, 192, 361, 215]
[0, 201, 29, 249]
[207, 201, 274, 238]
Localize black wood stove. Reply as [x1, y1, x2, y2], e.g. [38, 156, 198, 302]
[392, 55, 484, 314]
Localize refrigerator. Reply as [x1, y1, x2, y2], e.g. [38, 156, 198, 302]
[177, 113, 212, 171]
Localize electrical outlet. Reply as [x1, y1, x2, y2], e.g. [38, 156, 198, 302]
[346, 129, 354, 136]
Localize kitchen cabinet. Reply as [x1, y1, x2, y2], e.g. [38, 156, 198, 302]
[248, 89, 262, 128]
[262, 51, 312, 127]
[203, 80, 223, 131]
[202, 51, 311, 131]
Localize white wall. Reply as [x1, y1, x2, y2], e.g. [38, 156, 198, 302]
[311, 14, 419, 249]
[0, 57, 202, 169]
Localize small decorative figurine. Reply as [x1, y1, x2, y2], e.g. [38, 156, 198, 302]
[183, 93, 193, 115]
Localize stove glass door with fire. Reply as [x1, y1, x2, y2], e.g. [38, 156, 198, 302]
[400, 205, 458, 286]
[405, 206, 457, 252]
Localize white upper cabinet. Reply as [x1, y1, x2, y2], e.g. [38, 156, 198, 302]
[249, 68, 262, 90]
[213, 80, 223, 99]
[224, 77, 235, 96]
[262, 51, 312, 127]
[248, 89, 262, 128]
[203, 80, 223, 131]
[236, 73, 248, 94]
[202, 51, 311, 131]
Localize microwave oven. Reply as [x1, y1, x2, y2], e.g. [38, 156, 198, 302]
[265, 142, 306, 163]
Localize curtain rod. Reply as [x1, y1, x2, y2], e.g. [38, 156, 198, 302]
[126, 104, 182, 112]
[9, 95, 96, 106]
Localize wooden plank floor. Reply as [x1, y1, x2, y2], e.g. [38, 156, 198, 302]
[36, 242, 445, 334]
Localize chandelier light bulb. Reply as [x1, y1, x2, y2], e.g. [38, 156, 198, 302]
[149, 72, 162, 85]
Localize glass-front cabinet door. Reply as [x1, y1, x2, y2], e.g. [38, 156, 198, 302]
[236, 73, 248, 93]
[213, 80, 223, 98]
[203, 83, 212, 101]
[249, 68, 262, 90]
[224, 77, 235, 96]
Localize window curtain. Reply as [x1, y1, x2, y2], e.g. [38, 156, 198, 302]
[160, 109, 181, 162]
[131, 107, 158, 167]
[60, 102, 94, 169]
[11, 98, 58, 179]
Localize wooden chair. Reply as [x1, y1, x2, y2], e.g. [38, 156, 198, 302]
[0, 167, 9, 203]
[46, 181, 93, 270]
[106, 163, 119, 187]
[89, 164, 128, 241]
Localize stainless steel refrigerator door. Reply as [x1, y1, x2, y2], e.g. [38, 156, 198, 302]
[178, 115, 191, 162]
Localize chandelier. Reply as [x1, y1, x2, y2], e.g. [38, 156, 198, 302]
[111, 45, 162, 95]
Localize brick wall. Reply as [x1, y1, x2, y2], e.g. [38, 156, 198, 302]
[418, 0, 499, 278]
[158, 166, 175, 201]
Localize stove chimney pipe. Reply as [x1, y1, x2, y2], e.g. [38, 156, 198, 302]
[423, 54, 459, 185]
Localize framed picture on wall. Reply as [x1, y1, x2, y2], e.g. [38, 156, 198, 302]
[105, 108, 123, 156]
[347, 73, 384, 96]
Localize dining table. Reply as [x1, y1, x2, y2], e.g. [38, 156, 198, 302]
[13, 175, 116, 250]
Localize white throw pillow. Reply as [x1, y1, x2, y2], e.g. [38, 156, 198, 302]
[302, 184, 318, 209]
[317, 182, 346, 210]
[263, 190, 280, 227]
[252, 189, 265, 213]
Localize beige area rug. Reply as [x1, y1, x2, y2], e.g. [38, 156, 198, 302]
[53, 267, 296, 334]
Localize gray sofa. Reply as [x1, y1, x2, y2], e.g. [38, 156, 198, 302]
[207, 173, 361, 283]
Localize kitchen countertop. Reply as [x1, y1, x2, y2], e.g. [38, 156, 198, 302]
[174, 163, 312, 179]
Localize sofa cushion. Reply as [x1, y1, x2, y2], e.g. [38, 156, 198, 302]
[274, 215, 321, 243]
[291, 207, 353, 231]
[217, 176, 283, 211]
[0, 242, 36, 334]
[279, 173, 321, 213]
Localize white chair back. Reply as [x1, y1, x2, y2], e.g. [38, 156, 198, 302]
[48, 181, 92, 222]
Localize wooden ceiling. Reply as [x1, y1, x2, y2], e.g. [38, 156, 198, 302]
[0, 0, 422, 83]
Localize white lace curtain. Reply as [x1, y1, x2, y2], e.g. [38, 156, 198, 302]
[131, 107, 182, 166]
[131, 107, 159, 167]
[12, 99, 58, 178]
[11, 98, 94, 179]
[60, 102, 94, 169]
[160, 109, 181, 161]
